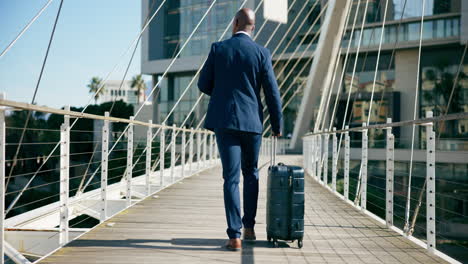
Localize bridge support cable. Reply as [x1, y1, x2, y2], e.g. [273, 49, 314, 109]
[5, 0, 168, 214]
[271, 0, 322, 70]
[0, 95, 5, 264]
[321, 0, 390, 132]
[76, 0, 162, 196]
[160, 0, 316, 136]
[336, 0, 370, 134]
[324, 0, 372, 134]
[0, 0, 54, 59]
[159, 0, 260, 128]
[317, 3, 354, 132]
[269, 0, 319, 62]
[313, 0, 368, 205]
[200, 2, 329, 136]
[269, 4, 328, 92]
[350, 0, 391, 207]
[325, 0, 410, 198]
[127, 0, 259, 174]
[81, 0, 253, 192]
[5, 0, 66, 214]
[302, 112, 468, 258]
[408, 42, 468, 236]
[290, 0, 353, 148]
[0, 98, 216, 256]
[263, 1, 348, 135]
[286, 1, 358, 177]
[144, 0, 318, 171]
[262, 0, 300, 49]
[263, 78, 309, 135]
[404, 0, 427, 235]
[5, 0, 64, 191]
[75, 0, 226, 193]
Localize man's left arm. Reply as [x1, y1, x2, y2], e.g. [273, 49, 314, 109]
[198, 43, 216, 96]
[261, 49, 283, 136]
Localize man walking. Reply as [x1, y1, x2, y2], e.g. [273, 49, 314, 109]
[198, 8, 283, 251]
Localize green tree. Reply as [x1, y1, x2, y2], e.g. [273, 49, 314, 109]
[87, 77, 106, 104]
[130, 74, 147, 103]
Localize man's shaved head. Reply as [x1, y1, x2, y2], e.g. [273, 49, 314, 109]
[233, 8, 255, 35]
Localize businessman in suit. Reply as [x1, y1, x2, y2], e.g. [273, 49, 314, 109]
[198, 8, 283, 251]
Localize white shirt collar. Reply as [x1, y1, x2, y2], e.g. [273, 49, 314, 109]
[235, 31, 251, 38]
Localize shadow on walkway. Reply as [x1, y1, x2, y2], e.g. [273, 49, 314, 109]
[67, 238, 276, 251]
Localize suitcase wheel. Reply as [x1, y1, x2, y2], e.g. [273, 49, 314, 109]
[298, 239, 303, 249]
[273, 239, 279, 248]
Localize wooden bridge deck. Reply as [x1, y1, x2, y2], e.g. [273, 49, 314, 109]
[39, 156, 446, 264]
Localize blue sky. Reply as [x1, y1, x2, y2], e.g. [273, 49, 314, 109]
[0, 0, 146, 109]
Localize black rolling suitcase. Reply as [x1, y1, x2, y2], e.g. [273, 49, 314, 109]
[266, 137, 305, 248]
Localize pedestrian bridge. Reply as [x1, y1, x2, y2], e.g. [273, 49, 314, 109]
[2, 0, 468, 262]
[37, 156, 447, 264]
[1, 99, 466, 264]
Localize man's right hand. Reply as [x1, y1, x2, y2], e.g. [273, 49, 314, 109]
[273, 133, 282, 137]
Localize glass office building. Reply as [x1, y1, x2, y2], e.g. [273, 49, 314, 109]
[143, 0, 321, 134]
[145, 0, 243, 126]
[142, 0, 466, 140]
[333, 0, 466, 148]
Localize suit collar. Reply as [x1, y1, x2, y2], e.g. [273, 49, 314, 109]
[232, 32, 252, 40]
[235, 31, 251, 37]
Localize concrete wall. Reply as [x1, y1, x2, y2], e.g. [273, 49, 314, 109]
[394, 49, 419, 146]
[462, 0, 468, 44]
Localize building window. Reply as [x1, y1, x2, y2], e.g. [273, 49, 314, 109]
[420, 47, 468, 145]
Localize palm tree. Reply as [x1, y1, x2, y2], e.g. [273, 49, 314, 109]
[87, 77, 105, 104]
[131, 74, 147, 104]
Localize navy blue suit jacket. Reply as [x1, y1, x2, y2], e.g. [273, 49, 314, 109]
[198, 33, 283, 135]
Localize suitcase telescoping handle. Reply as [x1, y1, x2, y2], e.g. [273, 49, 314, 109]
[270, 136, 277, 167]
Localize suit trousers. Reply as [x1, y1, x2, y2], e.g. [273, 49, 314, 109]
[214, 128, 261, 239]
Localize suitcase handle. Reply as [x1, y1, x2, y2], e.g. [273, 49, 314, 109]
[270, 136, 277, 166]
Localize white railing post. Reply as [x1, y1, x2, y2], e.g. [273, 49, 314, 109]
[306, 137, 309, 174]
[426, 111, 436, 253]
[214, 137, 218, 162]
[317, 133, 322, 182]
[170, 124, 176, 183]
[145, 120, 152, 195]
[386, 118, 394, 227]
[197, 131, 201, 170]
[303, 138, 307, 170]
[262, 138, 265, 156]
[0, 93, 5, 264]
[209, 134, 213, 164]
[344, 127, 350, 200]
[100, 112, 109, 222]
[181, 128, 186, 178]
[361, 122, 368, 210]
[311, 136, 316, 178]
[332, 128, 337, 192]
[267, 138, 270, 161]
[126, 116, 134, 207]
[189, 128, 194, 174]
[160, 123, 165, 186]
[203, 132, 208, 166]
[59, 108, 70, 246]
[270, 138, 274, 164]
[323, 130, 329, 186]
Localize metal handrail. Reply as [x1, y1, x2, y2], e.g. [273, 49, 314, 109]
[0, 99, 213, 134]
[303, 112, 468, 137]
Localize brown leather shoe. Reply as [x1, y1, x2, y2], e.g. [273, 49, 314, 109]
[243, 228, 256, 241]
[224, 238, 241, 251]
